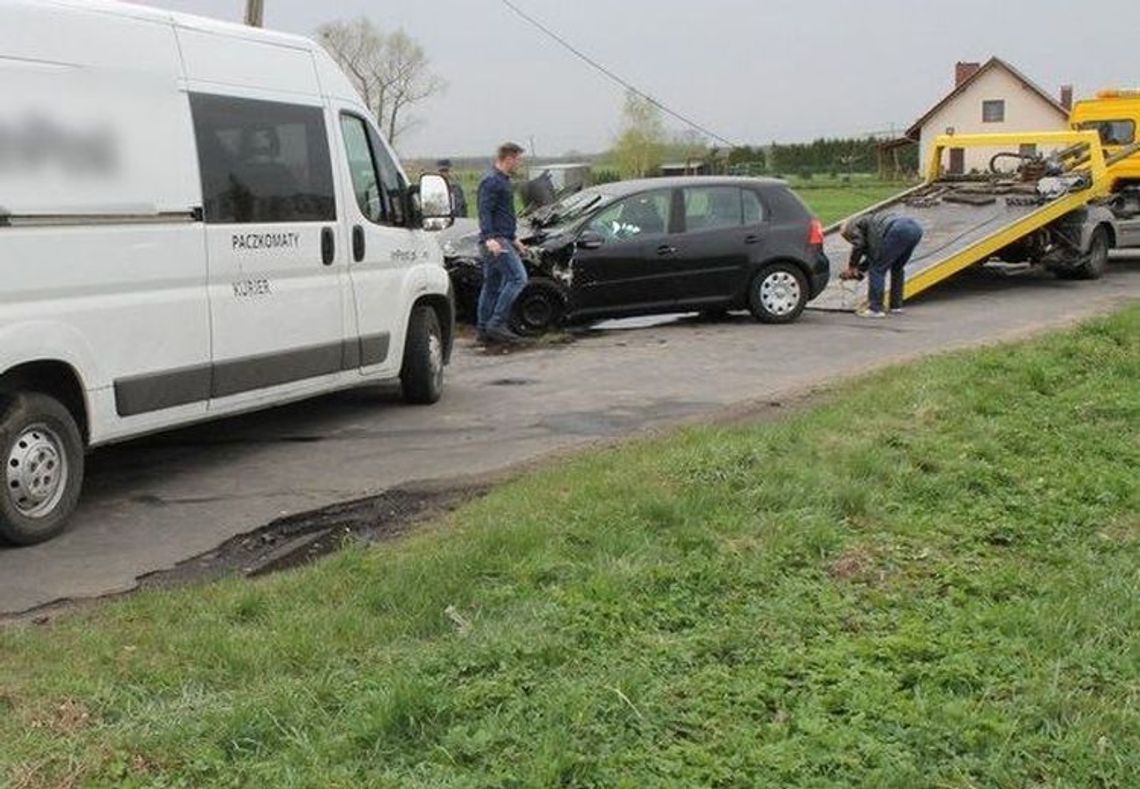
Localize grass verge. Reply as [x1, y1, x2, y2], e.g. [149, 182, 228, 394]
[2, 307, 1137, 787]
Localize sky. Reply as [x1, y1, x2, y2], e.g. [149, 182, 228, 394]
[132, 0, 1140, 160]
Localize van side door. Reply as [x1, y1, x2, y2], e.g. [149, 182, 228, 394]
[332, 108, 432, 376]
[188, 93, 347, 406]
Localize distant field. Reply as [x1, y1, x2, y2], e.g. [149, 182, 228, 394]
[796, 182, 911, 226]
[450, 170, 911, 226]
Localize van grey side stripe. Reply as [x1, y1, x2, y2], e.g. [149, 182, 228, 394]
[0, 211, 199, 229]
[114, 333, 390, 417]
[114, 366, 213, 417]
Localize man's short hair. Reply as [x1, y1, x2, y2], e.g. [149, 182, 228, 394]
[497, 142, 525, 160]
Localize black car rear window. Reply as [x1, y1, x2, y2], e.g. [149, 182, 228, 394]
[762, 185, 811, 222]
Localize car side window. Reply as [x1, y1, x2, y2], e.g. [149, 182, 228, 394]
[339, 113, 406, 226]
[743, 190, 766, 226]
[588, 191, 671, 241]
[190, 93, 336, 224]
[683, 187, 742, 233]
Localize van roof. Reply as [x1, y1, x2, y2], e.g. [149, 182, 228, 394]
[46, 0, 314, 50]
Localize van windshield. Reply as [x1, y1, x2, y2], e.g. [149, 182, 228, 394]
[1077, 119, 1136, 146]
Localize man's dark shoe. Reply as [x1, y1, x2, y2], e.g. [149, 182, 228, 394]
[475, 330, 491, 345]
[487, 325, 524, 345]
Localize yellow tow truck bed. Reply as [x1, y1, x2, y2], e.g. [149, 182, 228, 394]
[810, 131, 1115, 311]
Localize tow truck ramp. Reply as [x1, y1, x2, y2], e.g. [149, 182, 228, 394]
[809, 131, 1117, 311]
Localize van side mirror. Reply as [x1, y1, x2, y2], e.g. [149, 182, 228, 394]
[577, 230, 604, 250]
[419, 173, 453, 231]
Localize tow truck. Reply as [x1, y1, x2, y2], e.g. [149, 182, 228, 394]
[813, 89, 1140, 310]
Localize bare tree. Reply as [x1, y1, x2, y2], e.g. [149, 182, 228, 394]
[316, 18, 446, 148]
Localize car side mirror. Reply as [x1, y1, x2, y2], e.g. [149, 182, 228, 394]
[577, 230, 604, 250]
[419, 173, 453, 231]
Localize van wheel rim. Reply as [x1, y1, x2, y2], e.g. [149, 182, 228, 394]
[428, 333, 444, 387]
[6, 425, 69, 519]
[760, 271, 801, 315]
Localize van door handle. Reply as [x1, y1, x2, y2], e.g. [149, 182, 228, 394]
[320, 227, 335, 265]
[657, 244, 676, 256]
[745, 234, 763, 245]
[353, 225, 365, 262]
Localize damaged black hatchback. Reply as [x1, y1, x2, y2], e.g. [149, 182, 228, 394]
[442, 176, 830, 334]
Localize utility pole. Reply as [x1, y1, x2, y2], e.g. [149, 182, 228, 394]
[244, 0, 264, 27]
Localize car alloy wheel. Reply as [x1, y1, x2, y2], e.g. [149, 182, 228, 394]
[759, 270, 802, 317]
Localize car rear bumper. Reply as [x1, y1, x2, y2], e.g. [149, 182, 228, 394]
[808, 251, 831, 298]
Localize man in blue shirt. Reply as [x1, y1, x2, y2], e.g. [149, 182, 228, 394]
[477, 142, 528, 344]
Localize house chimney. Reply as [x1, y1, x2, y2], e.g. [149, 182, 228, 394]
[955, 61, 981, 87]
[1060, 84, 1073, 111]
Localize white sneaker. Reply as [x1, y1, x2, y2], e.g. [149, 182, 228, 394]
[890, 308, 905, 315]
[855, 308, 887, 319]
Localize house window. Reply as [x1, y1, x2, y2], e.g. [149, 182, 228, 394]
[982, 100, 1006, 123]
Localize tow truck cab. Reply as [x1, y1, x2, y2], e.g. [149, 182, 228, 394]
[1070, 90, 1140, 246]
[1071, 90, 1140, 189]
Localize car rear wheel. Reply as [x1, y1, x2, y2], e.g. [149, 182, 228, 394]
[0, 393, 85, 546]
[748, 263, 808, 324]
[510, 279, 564, 336]
[400, 305, 445, 405]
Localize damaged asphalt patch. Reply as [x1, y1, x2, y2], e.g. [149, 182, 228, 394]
[136, 483, 491, 592]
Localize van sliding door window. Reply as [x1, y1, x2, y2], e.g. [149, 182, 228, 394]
[339, 113, 407, 227]
[190, 94, 336, 223]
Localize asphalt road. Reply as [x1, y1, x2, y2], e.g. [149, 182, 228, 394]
[3, 257, 1137, 615]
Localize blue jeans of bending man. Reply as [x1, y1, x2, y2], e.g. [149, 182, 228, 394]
[477, 242, 528, 332]
[868, 217, 923, 312]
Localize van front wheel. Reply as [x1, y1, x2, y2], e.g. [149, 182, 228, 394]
[0, 393, 85, 546]
[400, 305, 445, 405]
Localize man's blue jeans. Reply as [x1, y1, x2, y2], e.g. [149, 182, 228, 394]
[477, 241, 528, 331]
[869, 218, 923, 311]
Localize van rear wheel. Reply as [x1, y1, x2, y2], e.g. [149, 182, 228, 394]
[0, 393, 85, 546]
[400, 305, 445, 405]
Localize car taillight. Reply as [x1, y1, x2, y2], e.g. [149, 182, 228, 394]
[808, 218, 824, 247]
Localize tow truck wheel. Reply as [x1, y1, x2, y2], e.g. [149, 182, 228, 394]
[1057, 226, 1110, 281]
[748, 263, 808, 324]
[510, 279, 564, 336]
[400, 305, 444, 405]
[0, 393, 85, 546]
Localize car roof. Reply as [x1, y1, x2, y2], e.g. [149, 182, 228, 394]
[595, 176, 788, 197]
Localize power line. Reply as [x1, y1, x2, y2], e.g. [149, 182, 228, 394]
[498, 0, 739, 149]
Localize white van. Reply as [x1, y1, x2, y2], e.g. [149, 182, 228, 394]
[0, 0, 457, 545]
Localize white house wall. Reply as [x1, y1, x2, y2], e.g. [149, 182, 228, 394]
[918, 67, 1068, 177]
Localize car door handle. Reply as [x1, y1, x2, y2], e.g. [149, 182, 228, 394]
[657, 244, 676, 256]
[744, 234, 764, 245]
[321, 227, 335, 266]
[352, 225, 365, 262]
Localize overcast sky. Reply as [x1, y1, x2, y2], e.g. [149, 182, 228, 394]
[133, 0, 1140, 159]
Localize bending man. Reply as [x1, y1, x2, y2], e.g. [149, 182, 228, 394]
[840, 213, 924, 318]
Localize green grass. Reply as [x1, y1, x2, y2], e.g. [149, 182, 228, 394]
[2, 308, 1138, 787]
[796, 183, 911, 226]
